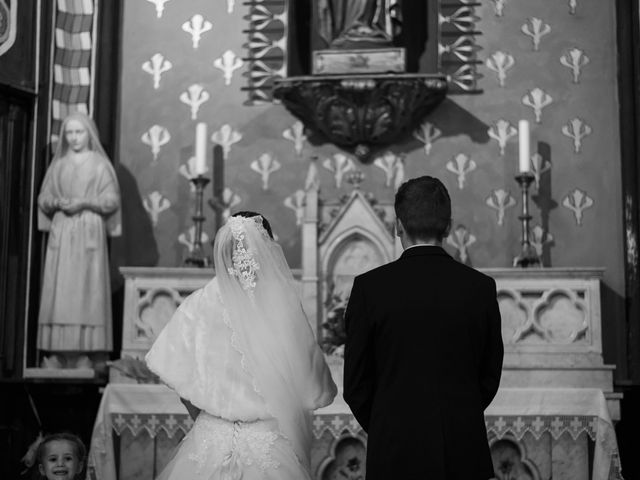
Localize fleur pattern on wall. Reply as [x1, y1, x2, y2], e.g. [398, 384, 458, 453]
[562, 189, 594, 226]
[284, 190, 306, 226]
[180, 84, 210, 120]
[146, 0, 171, 19]
[373, 152, 404, 190]
[486, 189, 517, 226]
[562, 118, 592, 154]
[182, 14, 213, 49]
[323, 154, 355, 189]
[530, 154, 551, 189]
[446, 153, 476, 190]
[120, 0, 615, 268]
[488, 119, 517, 156]
[560, 47, 589, 83]
[521, 18, 551, 52]
[214, 50, 244, 86]
[531, 224, 554, 258]
[491, 0, 508, 17]
[413, 121, 441, 157]
[141, 125, 170, 162]
[143, 191, 171, 227]
[251, 153, 281, 190]
[569, 0, 578, 15]
[485, 51, 514, 87]
[522, 88, 553, 124]
[142, 53, 172, 90]
[282, 121, 307, 157]
[211, 124, 242, 161]
[446, 225, 476, 264]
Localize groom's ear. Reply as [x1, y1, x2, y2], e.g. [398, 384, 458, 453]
[443, 218, 452, 238]
[395, 218, 404, 238]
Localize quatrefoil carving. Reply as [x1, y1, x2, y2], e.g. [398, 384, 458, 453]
[497, 289, 531, 343]
[136, 287, 185, 341]
[319, 435, 367, 480]
[532, 288, 588, 344]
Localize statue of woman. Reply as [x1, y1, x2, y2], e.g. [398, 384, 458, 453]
[317, 0, 400, 49]
[37, 112, 121, 370]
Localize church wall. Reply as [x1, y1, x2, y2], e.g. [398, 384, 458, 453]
[117, 1, 624, 363]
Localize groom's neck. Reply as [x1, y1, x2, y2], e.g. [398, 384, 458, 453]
[402, 236, 442, 249]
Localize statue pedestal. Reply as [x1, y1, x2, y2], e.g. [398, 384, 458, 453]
[312, 47, 406, 75]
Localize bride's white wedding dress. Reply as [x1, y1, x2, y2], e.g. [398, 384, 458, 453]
[146, 216, 337, 480]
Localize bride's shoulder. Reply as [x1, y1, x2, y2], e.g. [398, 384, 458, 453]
[178, 278, 219, 315]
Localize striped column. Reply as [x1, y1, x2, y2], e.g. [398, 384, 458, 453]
[50, 0, 97, 142]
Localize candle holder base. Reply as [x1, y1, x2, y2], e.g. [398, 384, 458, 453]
[513, 245, 541, 268]
[185, 253, 211, 268]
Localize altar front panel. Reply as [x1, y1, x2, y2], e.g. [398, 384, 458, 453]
[88, 385, 622, 480]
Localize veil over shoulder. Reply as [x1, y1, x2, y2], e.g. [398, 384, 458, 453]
[146, 215, 337, 478]
[213, 215, 337, 467]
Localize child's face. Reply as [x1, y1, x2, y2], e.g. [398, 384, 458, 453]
[38, 440, 83, 480]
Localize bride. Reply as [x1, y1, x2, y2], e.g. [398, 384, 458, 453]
[146, 211, 337, 480]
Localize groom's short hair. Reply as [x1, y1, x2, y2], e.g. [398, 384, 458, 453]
[395, 176, 451, 241]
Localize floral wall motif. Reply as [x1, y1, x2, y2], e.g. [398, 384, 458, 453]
[118, 0, 623, 360]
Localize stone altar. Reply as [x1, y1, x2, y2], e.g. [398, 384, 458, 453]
[102, 186, 622, 479]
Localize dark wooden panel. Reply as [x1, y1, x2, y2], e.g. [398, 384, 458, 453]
[0, 91, 31, 376]
[0, 0, 38, 90]
[615, 0, 640, 383]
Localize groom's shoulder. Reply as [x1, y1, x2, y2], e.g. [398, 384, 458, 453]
[453, 262, 497, 290]
[354, 261, 397, 283]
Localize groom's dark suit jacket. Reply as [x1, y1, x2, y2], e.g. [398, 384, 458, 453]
[344, 245, 503, 480]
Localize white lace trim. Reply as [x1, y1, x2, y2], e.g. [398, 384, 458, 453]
[219, 296, 306, 471]
[219, 294, 265, 401]
[188, 414, 280, 475]
[227, 216, 263, 296]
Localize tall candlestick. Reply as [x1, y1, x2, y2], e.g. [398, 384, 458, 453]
[513, 172, 540, 268]
[194, 123, 208, 175]
[518, 120, 530, 173]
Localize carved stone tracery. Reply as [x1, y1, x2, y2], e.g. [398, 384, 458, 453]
[497, 285, 591, 346]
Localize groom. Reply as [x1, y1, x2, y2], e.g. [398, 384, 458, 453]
[343, 176, 503, 479]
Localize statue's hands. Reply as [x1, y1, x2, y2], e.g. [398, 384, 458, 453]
[60, 198, 87, 215]
[56, 198, 71, 211]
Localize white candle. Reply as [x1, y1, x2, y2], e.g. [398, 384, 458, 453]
[518, 120, 530, 173]
[194, 122, 208, 175]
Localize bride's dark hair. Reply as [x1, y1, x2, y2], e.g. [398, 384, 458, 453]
[231, 211, 274, 239]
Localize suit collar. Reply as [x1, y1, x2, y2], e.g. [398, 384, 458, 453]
[400, 245, 450, 259]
